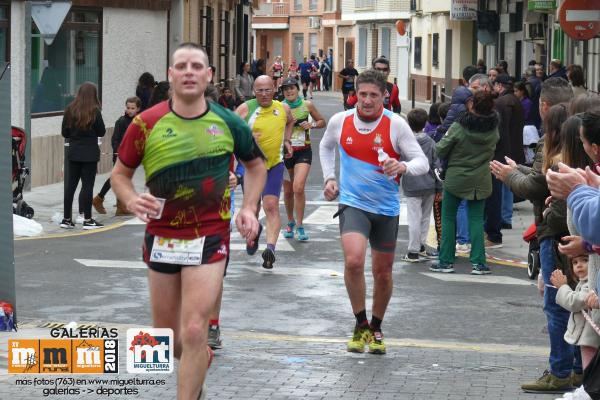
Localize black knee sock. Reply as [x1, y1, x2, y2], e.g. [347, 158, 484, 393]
[370, 316, 383, 332]
[354, 310, 368, 327]
[303, 89, 307, 98]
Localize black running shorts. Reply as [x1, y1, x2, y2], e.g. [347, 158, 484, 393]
[338, 205, 399, 253]
[284, 147, 312, 170]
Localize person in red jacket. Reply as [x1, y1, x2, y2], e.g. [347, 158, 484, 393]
[372, 57, 401, 114]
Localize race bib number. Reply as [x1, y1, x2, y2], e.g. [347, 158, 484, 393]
[291, 126, 307, 147]
[150, 236, 205, 265]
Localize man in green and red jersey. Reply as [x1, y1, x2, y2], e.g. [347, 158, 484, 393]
[111, 42, 266, 399]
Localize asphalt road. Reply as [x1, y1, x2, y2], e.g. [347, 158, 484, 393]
[13, 92, 547, 347]
[7, 92, 557, 399]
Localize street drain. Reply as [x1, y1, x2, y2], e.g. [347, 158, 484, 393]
[251, 348, 330, 356]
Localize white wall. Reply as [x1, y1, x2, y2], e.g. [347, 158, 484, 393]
[101, 8, 168, 128]
[411, 13, 473, 81]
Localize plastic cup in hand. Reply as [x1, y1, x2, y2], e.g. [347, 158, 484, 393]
[377, 148, 397, 180]
[148, 197, 166, 220]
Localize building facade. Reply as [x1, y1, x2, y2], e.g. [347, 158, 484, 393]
[340, 0, 411, 98]
[172, 0, 253, 86]
[479, 0, 599, 95]
[410, 0, 476, 102]
[8, 0, 170, 187]
[4, 0, 253, 188]
[252, 0, 337, 79]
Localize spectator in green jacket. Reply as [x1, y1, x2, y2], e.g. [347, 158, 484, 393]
[429, 91, 499, 275]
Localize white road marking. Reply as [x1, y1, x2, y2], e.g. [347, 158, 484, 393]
[123, 201, 429, 231]
[299, 204, 420, 226]
[75, 259, 146, 269]
[303, 206, 338, 225]
[233, 265, 343, 277]
[230, 233, 295, 252]
[420, 272, 532, 286]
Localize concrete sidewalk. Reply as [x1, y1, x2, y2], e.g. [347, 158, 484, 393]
[0, 321, 553, 400]
[14, 168, 147, 238]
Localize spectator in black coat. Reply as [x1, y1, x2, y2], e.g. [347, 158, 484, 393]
[524, 67, 542, 129]
[60, 82, 106, 229]
[484, 74, 525, 247]
[548, 59, 568, 81]
[136, 72, 156, 111]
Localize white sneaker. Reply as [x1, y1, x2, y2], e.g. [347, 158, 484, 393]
[75, 214, 84, 224]
[455, 243, 471, 253]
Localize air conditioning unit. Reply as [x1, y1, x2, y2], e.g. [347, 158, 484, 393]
[308, 16, 321, 29]
[524, 22, 545, 40]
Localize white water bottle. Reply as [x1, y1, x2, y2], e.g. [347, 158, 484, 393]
[377, 148, 397, 180]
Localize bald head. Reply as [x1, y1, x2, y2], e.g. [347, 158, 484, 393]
[254, 75, 273, 87]
[254, 75, 275, 107]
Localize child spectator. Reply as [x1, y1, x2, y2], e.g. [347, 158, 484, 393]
[551, 254, 600, 369]
[429, 102, 451, 143]
[93, 96, 140, 217]
[218, 87, 237, 111]
[402, 108, 439, 262]
[424, 103, 441, 137]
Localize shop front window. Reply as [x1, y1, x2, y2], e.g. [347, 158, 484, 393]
[31, 9, 102, 115]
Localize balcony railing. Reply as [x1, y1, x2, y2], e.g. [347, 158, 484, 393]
[254, 2, 289, 17]
[355, 0, 375, 9]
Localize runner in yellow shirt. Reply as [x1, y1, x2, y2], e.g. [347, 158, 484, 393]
[236, 75, 294, 269]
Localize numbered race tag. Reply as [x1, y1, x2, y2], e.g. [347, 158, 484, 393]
[150, 236, 205, 265]
[291, 128, 306, 147]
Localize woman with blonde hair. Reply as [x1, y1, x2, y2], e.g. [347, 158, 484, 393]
[60, 82, 106, 229]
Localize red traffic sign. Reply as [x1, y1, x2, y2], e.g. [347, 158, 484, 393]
[558, 0, 600, 40]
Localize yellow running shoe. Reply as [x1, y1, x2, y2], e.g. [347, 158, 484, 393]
[347, 325, 372, 353]
[368, 330, 386, 354]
